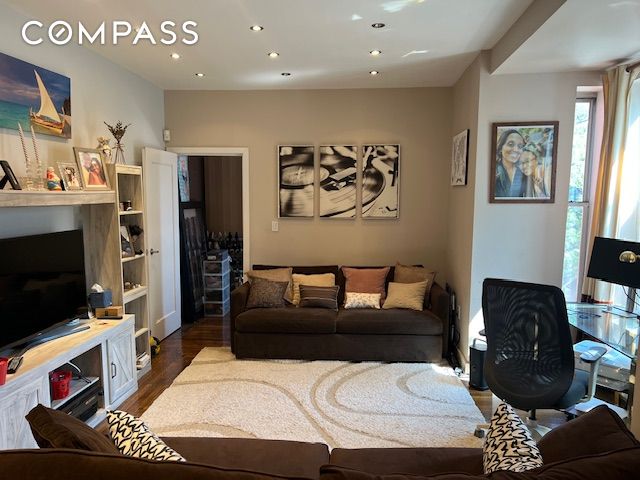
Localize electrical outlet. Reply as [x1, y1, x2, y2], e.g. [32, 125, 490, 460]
[163, 129, 171, 142]
[271, 220, 279, 232]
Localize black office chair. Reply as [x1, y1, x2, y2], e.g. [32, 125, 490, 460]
[481, 278, 606, 438]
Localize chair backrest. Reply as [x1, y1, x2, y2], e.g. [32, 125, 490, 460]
[481, 278, 575, 411]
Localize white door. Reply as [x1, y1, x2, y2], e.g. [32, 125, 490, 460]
[143, 147, 181, 340]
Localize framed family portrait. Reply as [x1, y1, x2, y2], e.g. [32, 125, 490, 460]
[57, 162, 82, 191]
[451, 129, 469, 186]
[490, 121, 558, 203]
[73, 147, 110, 190]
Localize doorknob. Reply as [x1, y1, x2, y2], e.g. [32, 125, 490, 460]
[149, 248, 160, 255]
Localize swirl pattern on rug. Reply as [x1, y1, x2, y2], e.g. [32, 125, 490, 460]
[140, 347, 485, 448]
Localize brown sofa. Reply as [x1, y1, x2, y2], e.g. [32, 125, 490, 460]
[230, 265, 450, 362]
[2, 406, 639, 479]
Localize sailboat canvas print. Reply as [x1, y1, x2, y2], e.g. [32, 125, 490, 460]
[0, 51, 71, 138]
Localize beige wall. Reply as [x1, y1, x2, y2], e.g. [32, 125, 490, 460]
[0, 1, 164, 240]
[447, 56, 482, 365]
[165, 88, 453, 272]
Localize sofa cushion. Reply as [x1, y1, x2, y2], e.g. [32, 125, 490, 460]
[0, 449, 302, 480]
[292, 273, 336, 306]
[248, 268, 294, 303]
[344, 292, 381, 309]
[107, 410, 185, 462]
[25, 404, 120, 454]
[163, 437, 330, 479]
[321, 447, 640, 479]
[235, 308, 337, 334]
[336, 309, 442, 335]
[329, 447, 483, 476]
[299, 285, 340, 311]
[342, 267, 390, 304]
[483, 402, 542, 474]
[382, 281, 428, 311]
[394, 263, 437, 302]
[537, 404, 639, 464]
[246, 278, 289, 309]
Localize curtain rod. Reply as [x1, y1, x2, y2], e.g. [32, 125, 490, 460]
[626, 60, 640, 72]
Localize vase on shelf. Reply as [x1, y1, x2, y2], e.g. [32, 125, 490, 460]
[113, 142, 126, 165]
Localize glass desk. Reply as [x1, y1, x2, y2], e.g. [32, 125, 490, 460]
[566, 303, 639, 360]
[566, 303, 638, 420]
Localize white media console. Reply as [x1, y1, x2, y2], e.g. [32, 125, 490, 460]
[0, 315, 137, 450]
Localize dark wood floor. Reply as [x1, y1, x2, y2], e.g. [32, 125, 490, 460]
[106, 317, 567, 432]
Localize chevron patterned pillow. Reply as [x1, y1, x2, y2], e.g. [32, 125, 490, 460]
[107, 410, 185, 462]
[483, 402, 543, 474]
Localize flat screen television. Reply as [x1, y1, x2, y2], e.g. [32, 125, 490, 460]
[0, 230, 88, 353]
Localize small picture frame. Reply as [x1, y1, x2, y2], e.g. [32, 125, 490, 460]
[451, 129, 469, 186]
[0, 160, 21, 190]
[73, 147, 110, 190]
[57, 162, 82, 191]
[120, 225, 134, 258]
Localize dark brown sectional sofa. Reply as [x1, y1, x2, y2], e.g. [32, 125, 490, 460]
[2, 406, 639, 479]
[231, 265, 450, 362]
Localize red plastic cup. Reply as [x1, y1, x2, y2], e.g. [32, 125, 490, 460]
[0, 358, 8, 386]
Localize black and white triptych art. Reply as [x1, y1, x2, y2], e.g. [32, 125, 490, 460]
[362, 144, 400, 218]
[278, 144, 400, 219]
[278, 145, 315, 218]
[319, 145, 357, 218]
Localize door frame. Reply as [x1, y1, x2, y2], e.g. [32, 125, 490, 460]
[167, 147, 250, 275]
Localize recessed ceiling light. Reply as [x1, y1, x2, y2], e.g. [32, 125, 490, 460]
[268, 52, 280, 58]
[250, 25, 264, 31]
[371, 23, 386, 28]
[369, 70, 379, 76]
[195, 72, 205, 77]
[170, 53, 181, 60]
[369, 50, 382, 56]
[281, 72, 291, 76]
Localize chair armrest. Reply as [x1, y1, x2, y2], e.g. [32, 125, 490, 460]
[580, 346, 607, 364]
[428, 283, 450, 358]
[230, 282, 251, 352]
[579, 346, 607, 401]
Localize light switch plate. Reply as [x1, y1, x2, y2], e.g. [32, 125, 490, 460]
[271, 220, 279, 232]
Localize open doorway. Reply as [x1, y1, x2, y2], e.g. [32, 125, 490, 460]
[168, 147, 250, 324]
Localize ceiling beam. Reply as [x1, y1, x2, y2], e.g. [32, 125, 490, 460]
[490, 0, 566, 74]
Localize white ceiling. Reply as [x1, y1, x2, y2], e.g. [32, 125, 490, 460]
[4, 0, 640, 90]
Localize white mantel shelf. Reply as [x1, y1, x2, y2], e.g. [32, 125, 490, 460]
[0, 190, 116, 207]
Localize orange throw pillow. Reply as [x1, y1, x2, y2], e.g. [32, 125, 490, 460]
[342, 267, 390, 305]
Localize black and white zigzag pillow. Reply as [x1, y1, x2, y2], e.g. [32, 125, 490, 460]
[483, 402, 543, 474]
[107, 410, 185, 462]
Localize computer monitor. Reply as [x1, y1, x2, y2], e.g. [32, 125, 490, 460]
[587, 237, 640, 290]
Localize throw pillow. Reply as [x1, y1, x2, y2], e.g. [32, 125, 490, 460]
[344, 292, 381, 309]
[291, 273, 336, 306]
[299, 285, 340, 310]
[483, 402, 543, 474]
[394, 263, 436, 302]
[247, 267, 293, 303]
[342, 267, 390, 305]
[246, 277, 289, 308]
[382, 281, 428, 311]
[107, 410, 185, 462]
[25, 404, 120, 454]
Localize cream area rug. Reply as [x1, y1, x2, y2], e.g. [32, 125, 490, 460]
[140, 347, 485, 449]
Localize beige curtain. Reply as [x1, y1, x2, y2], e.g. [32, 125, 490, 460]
[583, 64, 640, 302]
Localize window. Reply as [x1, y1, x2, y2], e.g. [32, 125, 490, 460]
[561, 98, 595, 302]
